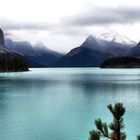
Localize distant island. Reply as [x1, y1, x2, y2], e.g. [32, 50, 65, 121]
[100, 57, 140, 68]
[0, 28, 29, 72]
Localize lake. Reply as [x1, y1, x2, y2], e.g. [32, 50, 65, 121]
[0, 68, 139, 140]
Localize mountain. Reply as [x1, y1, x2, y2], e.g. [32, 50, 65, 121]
[5, 33, 138, 68]
[100, 57, 140, 68]
[81, 35, 102, 50]
[5, 39, 35, 56]
[5, 39, 63, 67]
[98, 33, 135, 56]
[90, 33, 136, 56]
[32, 42, 63, 67]
[81, 34, 135, 56]
[99, 39, 132, 56]
[5, 39, 40, 67]
[130, 42, 140, 58]
[53, 34, 135, 67]
[99, 33, 136, 45]
[0, 29, 28, 72]
[54, 47, 113, 67]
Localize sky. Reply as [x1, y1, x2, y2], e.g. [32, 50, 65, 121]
[1, 0, 140, 52]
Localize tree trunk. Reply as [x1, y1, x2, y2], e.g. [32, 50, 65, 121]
[117, 119, 120, 140]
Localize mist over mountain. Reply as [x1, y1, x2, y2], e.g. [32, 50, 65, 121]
[5, 39, 64, 67]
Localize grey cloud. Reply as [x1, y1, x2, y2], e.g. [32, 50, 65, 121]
[62, 6, 140, 26]
[0, 18, 87, 36]
[2, 6, 140, 36]
[0, 18, 52, 30]
[49, 25, 89, 36]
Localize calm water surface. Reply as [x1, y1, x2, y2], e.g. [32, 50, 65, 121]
[0, 68, 139, 140]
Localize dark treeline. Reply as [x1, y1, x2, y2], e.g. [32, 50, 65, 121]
[100, 57, 140, 68]
[0, 54, 28, 72]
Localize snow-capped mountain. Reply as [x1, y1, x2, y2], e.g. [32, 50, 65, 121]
[53, 34, 138, 67]
[98, 32, 136, 46]
[79, 34, 134, 56]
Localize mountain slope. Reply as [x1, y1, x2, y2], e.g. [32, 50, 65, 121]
[53, 47, 113, 67]
[0, 29, 4, 47]
[81, 35, 134, 56]
[0, 29, 28, 72]
[5, 33, 137, 68]
[99, 39, 132, 56]
[81, 35, 102, 50]
[130, 42, 140, 58]
[33, 42, 63, 66]
[99, 33, 136, 45]
[5, 39, 63, 67]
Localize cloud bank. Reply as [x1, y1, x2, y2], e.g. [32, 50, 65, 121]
[62, 6, 140, 26]
[0, 19, 52, 30]
[1, 6, 140, 32]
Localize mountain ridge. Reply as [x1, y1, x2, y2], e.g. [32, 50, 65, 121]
[4, 32, 140, 68]
[52, 34, 138, 67]
[5, 38, 64, 67]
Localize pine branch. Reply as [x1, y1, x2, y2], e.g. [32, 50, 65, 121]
[137, 135, 140, 140]
[95, 119, 110, 138]
[89, 130, 100, 140]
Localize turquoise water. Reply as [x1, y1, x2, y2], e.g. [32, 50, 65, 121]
[0, 68, 139, 140]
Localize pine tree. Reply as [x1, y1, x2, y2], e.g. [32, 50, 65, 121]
[88, 103, 139, 140]
[137, 135, 140, 140]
